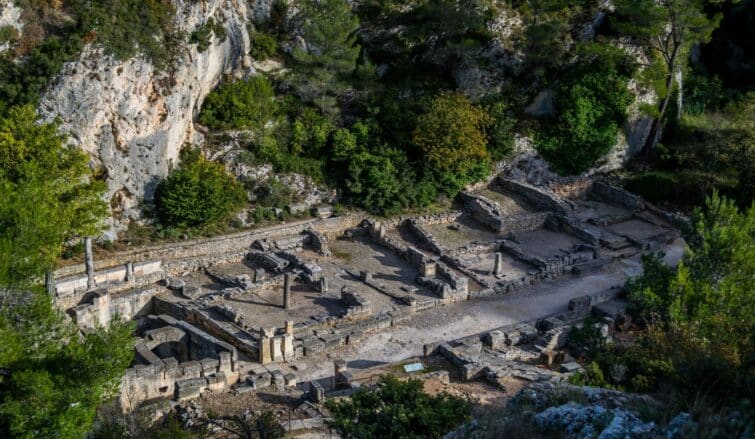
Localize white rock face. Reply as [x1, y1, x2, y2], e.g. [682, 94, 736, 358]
[0, 0, 22, 52]
[38, 0, 269, 238]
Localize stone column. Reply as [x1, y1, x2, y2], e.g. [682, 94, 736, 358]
[493, 252, 503, 276]
[283, 273, 292, 310]
[259, 337, 272, 364]
[125, 262, 134, 282]
[319, 277, 329, 293]
[84, 237, 95, 289]
[45, 271, 55, 297]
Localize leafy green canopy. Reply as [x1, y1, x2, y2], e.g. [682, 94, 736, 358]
[155, 152, 247, 227]
[289, 0, 361, 115]
[326, 375, 471, 438]
[535, 50, 634, 174]
[0, 105, 107, 288]
[413, 93, 492, 195]
[0, 292, 134, 439]
[610, 0, 722, 155]
[198, 76, 278, 132]
[572, 194, 754, 408]
[0, 106, 134, 438]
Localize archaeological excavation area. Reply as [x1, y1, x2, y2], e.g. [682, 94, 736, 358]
[51, 175, 682, 426]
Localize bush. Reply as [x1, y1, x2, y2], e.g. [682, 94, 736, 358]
[535, 56, 634, 174]
[198, 76, 278, 131]
[69, 0, 178, 68]
[413, 93, 492, 196]
[249, 30, 278, 60]
[326, 375, 471, 438]
[190, 18, 227, 52]
[155, 153, 246, 227]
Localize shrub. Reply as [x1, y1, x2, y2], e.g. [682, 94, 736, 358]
[249, 30, 278, 60]
[198, 76, 278, 131]
[155, 153, 246, 227]
[535, 56, 634, 174]
[326, 375, 471, 438]
[190, 18, 227, 52]
[69, 0, 178, 68]
[413, 92, 492, 195]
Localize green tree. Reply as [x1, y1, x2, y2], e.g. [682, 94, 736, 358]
[344, 151, 403, 215]
[198, 76, 278, 132]
[290, 0, 361, 116]
[0, 106, 134, 438]
[0, 294, 135, 439]
[0, 105, 107, 288]
[535, 56, 634, 174]
[326, 375, 471, 438]
[611, 0, 723, 156]
[155, 152, 247, 227]
[581, 193, 755, 406]
[413, 93, 492, 195]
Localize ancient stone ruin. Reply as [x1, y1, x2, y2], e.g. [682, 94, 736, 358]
[51, 176, 681, 411]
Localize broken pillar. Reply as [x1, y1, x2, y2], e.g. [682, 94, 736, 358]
[319, 276, 329, 293]
[283, 321, 295, 361]
[493, 252, 504, 276]
[259, 337, 272, 364]
[283, 273, 292, 310]
[84, 237, 95, 289]
[125, 262, 134, 282]
[272, 337, 283, 362]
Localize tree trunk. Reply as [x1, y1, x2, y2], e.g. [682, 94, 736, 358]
[640, 66, 678, 158]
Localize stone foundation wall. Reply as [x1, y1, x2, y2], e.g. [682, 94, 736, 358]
[497, 177, 571, 214]
[591, 181, 644, 210]
[70, 287, 161, 329]
[54, 214, 364, 279]
[54, 260, 163, 309]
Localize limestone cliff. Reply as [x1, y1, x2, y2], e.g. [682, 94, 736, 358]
[38, 0, 267, 239]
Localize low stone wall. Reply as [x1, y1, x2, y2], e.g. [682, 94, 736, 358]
[459, 192, 505, 232]
[70, 287, 161, 329]
[497, 177, 571, 214]
[54, 261, 163, 309]
[591, 181, 644, 210]
[54, 214, 363, 279]
[405, 219, 445, 254]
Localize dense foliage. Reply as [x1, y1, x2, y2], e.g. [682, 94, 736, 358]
[198, 76, 278, 131]
[413, 93, 492, 194]
[326, 375, 471, 438]
[0, 105, 107, 288]
[155, 151, 247, 228]
[535, 51, 634, 174]
[289, 0, 361, 115]
[0, 106, 134, 438]
[570, 194, 754, 412]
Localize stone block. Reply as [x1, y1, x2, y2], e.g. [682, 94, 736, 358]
[560, 362, 583, 373]
[181, 361, 202, 378]
[517, 324, 538, 343]
[485, 330, 506, 350]
[271, 370, 286, 391]
[246, 373, 271, 389]
[284, 373, 297, 388]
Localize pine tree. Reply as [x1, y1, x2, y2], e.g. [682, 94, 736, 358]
[290, 0, 361, 117]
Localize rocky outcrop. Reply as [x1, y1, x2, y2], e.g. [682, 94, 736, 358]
[0, 0, 22, 53]
[38, 0, 269, 238]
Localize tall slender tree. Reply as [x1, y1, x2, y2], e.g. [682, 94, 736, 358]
[612, 0, 723, 156]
